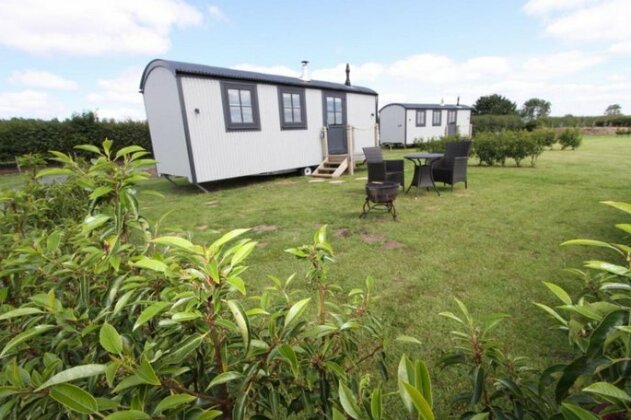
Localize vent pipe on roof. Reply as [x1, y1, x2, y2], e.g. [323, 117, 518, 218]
[300, 60, 311, 82]
[441, 98, 444, 106]
[345, 63, 351, 86]
[457, 96, 460, 106]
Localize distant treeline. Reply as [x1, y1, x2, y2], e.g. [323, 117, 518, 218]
[472, 114, 631, 133]
[0, 112, 150, 161]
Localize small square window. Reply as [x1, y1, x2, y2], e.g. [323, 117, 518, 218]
[432, 110, 442, 126]
[221, 82, 260, 131]
[278, 87, 307, 129]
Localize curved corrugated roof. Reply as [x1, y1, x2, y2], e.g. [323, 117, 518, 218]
[139, 59, 378, 95]
[381, 103, 474, 111]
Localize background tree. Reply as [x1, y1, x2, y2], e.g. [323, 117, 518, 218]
[473, 94, 517, 115]
[520, 98, 551, 121]
[605, 104, 622, 116]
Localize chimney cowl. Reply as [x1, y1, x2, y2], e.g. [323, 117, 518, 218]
[345, 63, 351, 86]
[300, 60, 311, 82]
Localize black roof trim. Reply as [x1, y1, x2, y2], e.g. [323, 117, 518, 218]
[381, 103, 474, 111]
[139, 59, 378, 95]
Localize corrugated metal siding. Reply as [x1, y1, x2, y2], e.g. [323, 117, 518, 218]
[457, 109, 472, 137]
[181, 77, 324, 183]
[346, 93, 377, 155]
[379, 105, 405, 144]
[143, 67, 192, 180]
[406, 109, 446, 143]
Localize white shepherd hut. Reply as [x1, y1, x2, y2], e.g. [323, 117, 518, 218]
[139, 59, 379, 189]
[379, 103, 473, 146]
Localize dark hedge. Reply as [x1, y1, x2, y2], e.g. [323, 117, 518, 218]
[0, 112, 151, 161]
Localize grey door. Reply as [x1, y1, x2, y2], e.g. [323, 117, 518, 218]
[447, 110, 457, 136]
[323, 92, 347, 154]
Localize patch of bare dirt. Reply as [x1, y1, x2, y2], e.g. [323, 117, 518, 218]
[252, 224, 278, 234]
[256, 241, 269, 248]
[383, 240, 404, 250]
[334, 228, 351, 238]
[205, 200, 219, 207]
[360, 233, 385, 244]
[195, 225, 208, 231]
[275, 179, 297, 185]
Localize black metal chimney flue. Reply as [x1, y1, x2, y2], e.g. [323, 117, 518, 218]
[345, 63, 351, 86]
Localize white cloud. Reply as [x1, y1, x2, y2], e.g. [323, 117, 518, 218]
[207, 5, 228, 22]
[0, 0, 203, 55]
[8, 70, 78, 91]
[522, 0, 599, 15]
[388, 54, 509, 83]
[544, 0, 631, 42]
[85, 67, 145, 120]
[0, 90, 66, 119]
[520, 51, 605, 79]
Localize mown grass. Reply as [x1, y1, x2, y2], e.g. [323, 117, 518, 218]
[2, 135, 630, 415]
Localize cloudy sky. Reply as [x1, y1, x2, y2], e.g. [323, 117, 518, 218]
[0, 0, 630, 120]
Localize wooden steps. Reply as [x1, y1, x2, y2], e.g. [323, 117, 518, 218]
[311, 155, 349, 178]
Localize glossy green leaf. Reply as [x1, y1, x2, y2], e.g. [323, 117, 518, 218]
[401, 381, 435, 420]
[370, 387, 382, 420]
[210, 229, 250, 252]
[35, 168, 75, 178]
[602, 200, 631, 216]
[136, 357, 160, 385]
[277, 344, 299, 378]
[559, 402, 599, 420]
[226, 277, 246, 295]
[82, 214, 111, 234]
[49, 383, 97, 414]
[197, 409, 223, 420]
[543, 281, 572, 305]
[583, 381, 631, 402]
[470, 365, 485, 405]
[587, 310, 628, 355]
[161, 334, 206, 365]
[103, 410, 151, 420]
[153, 236, 201, 254]
[171, 311, 202, 322]
[284, 298, 311, 329]
[115, 145, 146, 159]
[36, 364, 106, 391]
[416, 359, 433, 408]
[206, 371, 242, 390]
[153, 394, 197, 415]
[99, 322, 123, 354]
[584, 260, 628, 276]
[533, 302, 568, 326]
[338, 380, 361, 419]
[132, 257, 167, 273]
[133, 302, 170, 331]
[227, 300, 250, 352]
[75, 144, 102, 154]
[0, 307, 43, 320]
[89, 186, 113, 200]
[231, 241, 257, 266]
[396, 336, 423, 345]
[1, 324, 55, 357]
[397, 355, 414, 413]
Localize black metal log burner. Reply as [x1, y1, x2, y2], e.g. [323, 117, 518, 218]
[360, 182, 399, 220]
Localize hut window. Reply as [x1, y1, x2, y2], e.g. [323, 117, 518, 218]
[220, 81, 261, 131]
[447, 109, 457, 124]
[415, 110, 426, 127]
[432, 110, 442, 126]
[278, 87, 307, 129]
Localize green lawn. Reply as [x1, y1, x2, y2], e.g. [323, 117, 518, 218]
[2, 135, 630, 414]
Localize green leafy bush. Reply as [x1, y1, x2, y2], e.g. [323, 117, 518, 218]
[0, 112, 151, 162]
[439, 299, 554, 418]
[471, 115, 525, 133]
[558, 129, 582, 150]
[534, 201, 631, 418]
[413, 134, 469, 153]
[472, 130, 545, 167]
[0, 141, 433, 419]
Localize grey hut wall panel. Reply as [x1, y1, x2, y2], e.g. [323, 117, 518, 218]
[379, 105, 405, 144]
[180, 76, 324, 182]
[407, 109, 446, 142]
[346, 93, 377, 153]
[143, 67, 192, 179]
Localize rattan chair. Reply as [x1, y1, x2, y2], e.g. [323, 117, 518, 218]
[432, 141, 472, 190]
[362, 147, 405, 188]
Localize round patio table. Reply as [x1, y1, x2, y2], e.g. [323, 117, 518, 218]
[404, 152, 444, 196]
